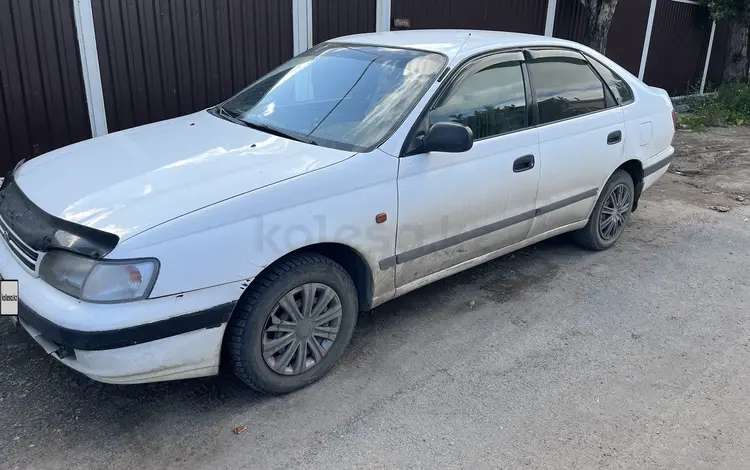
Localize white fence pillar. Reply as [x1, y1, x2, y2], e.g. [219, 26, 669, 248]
[376, 0, 392, 32]
[544, 0, 558, 36]
[73, 0, 108, 137]
[700, 20, 717, 94]
[638, 0, 658, 80]
[292, 0, 313, 55]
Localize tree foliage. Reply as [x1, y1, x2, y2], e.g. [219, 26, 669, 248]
[699, 0, 750, 21]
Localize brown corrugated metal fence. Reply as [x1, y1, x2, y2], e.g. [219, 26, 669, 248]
[644, 0, 712, 96]
[0, 0, 91, 174]
[391, 0, 548, 35]
[551, 0, 586, 43]
[0, 0, 733, 176]
[91, 0, 294, 133]
[553, 0, 651, 76]
[605, 0, 651, 76]
[313, 0, 376, 45]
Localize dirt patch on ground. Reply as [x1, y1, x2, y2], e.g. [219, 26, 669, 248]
[673, 128, 750, 188]
[647, 128, 750, 214]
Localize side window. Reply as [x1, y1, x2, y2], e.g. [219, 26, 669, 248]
[529, 57, 608, 125]
[430, 60, 527, 139]
[587, 55, 634, 105]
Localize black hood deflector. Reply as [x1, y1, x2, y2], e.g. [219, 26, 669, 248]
[0, 176, 119, 259]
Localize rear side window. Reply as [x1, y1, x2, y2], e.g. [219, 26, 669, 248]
[587, 55, 634, 105]
[430, 60, 527, 139]
[529, 58, 608, 125]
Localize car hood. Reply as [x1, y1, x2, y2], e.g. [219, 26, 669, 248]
[14, 111, 356, 240]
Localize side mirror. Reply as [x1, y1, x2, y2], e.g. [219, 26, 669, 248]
[422, 122, 474, 153]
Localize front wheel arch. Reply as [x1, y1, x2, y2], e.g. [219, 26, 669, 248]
[227, 242, 375, 326]
[286, 243, 375, 311]
[224, 252, 359, 393]
[219, 243, 375, 378]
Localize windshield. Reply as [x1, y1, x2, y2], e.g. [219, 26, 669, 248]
[217, 44, 446, 152]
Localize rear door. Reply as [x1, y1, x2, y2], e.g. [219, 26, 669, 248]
[525, 49, 626, 238]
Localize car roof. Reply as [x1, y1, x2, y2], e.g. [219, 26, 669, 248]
[332, 30, 584, 61]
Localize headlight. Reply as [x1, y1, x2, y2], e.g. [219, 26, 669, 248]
[39, 251, 159, 303]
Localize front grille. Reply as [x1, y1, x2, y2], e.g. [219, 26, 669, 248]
[0, 214, 41, 274]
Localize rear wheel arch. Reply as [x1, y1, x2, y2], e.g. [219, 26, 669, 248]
[618, 159, 644, 211]
[575, 169, 635, 251]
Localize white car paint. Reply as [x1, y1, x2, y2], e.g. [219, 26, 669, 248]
[3, 30, 675, 384]
[529, 106, 625, 238]
[14, 111, 358, 240]
[396, 126, 540, 287]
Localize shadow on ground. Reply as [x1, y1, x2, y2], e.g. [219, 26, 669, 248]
[0, 234, 578, 454]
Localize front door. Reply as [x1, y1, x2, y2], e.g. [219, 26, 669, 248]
[394, 52, 541, 289]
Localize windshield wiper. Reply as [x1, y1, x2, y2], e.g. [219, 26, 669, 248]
[212, 106, 317, 146]
[244, 121, 318, 146]
[212, 105, 250, 128]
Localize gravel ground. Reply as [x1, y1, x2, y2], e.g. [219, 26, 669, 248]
[1, 129, 749, 469]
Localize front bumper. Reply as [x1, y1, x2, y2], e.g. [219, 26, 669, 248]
[18, 299, 234, 352]
[0, 233, 246, 384]
[17, 312, 230, 384]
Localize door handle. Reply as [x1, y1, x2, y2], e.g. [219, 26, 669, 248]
[513, 154, 535, 173]
[607, 130, 622, 145]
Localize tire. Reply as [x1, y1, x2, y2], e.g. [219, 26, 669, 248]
[573, 169, 635, 251]
[226, 253, 358, 394]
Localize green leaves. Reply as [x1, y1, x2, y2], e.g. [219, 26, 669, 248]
[699, 0, 750, 21]
[679, 82, 750, 129]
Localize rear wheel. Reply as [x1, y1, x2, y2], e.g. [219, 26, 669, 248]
[573, 169, 635, 251]
[226, 253, 358, 394]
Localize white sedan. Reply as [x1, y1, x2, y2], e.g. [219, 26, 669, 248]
[1, 30, 674, 394]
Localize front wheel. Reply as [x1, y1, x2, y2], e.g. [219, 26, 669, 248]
[573, 169, 635, 251]
[226, 253, 358, 394]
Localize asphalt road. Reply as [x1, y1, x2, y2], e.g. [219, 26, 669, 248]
[2, 130, 750, 469]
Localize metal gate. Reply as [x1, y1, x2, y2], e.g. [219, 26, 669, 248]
[391, 0, 548, 35]
[313, 0, 376, 45]
[0, 0, 92, 174]
[91, 0, 294, 133]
